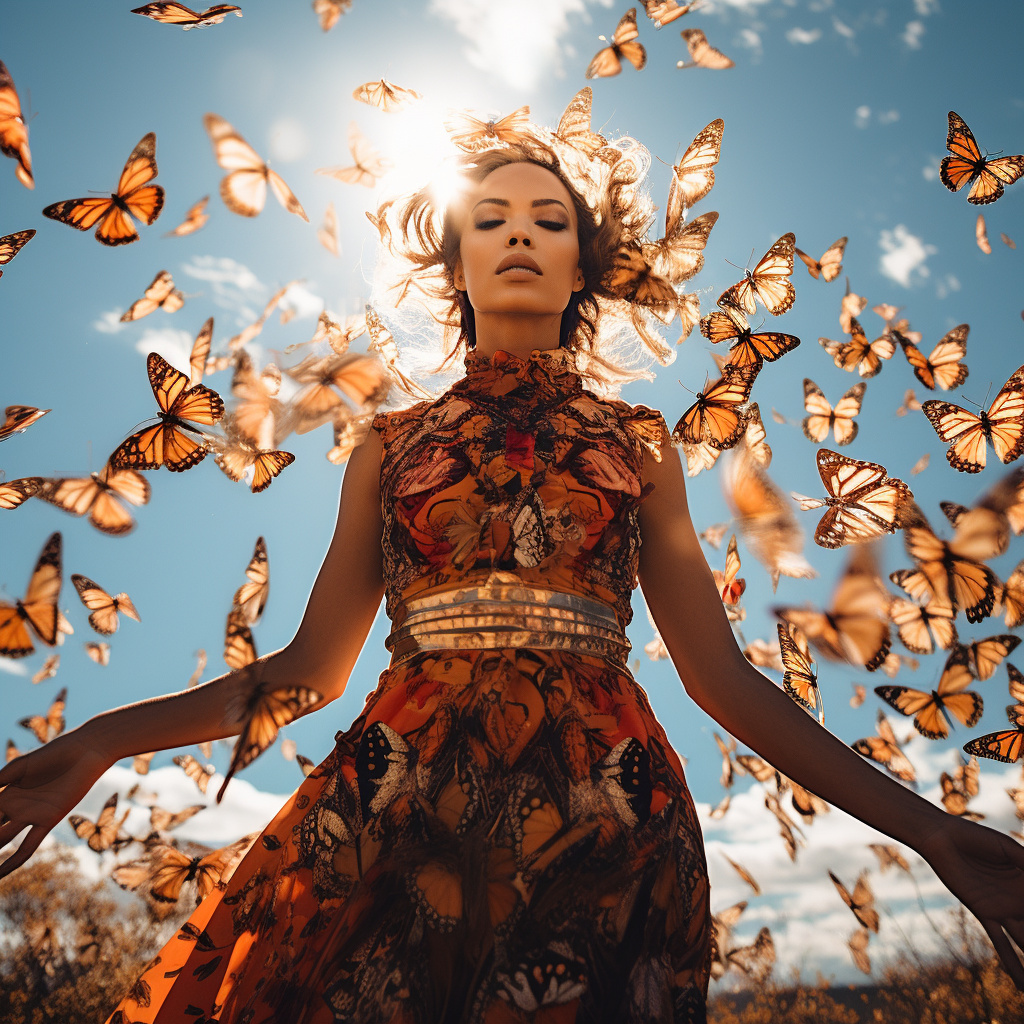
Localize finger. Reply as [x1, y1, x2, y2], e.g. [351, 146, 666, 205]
[0, 825, 47, 882]
[1003, 919, 1024, 959]
[0, 819, 28, 850]
[981, 918, 1024, 992]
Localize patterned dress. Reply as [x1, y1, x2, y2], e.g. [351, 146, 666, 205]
[105, 347, 713, 1024]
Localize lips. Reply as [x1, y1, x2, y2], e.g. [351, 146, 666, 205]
[496, 253, 542, 275]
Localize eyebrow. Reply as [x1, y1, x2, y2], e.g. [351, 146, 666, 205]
[471, 198, 570, 213]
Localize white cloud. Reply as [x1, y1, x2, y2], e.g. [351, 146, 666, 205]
[877, 109, 900, 124]
[936, 273, 961, 299]
[133, 328, 196, 375]
[700, 0, 774, 10]
[278, 281, 324, 321]
[0, 658, 27, 676]
[180, 256, 264, 324]
[736, 27, 763, 56]
[268, 117, 309, 164]
[879, 224, 937, 287]
[922, 155, 942, 181]
[855, 105, 872, 128]
[786, 26, 822, 44]
[903, 19, 925, 48]
[93, 309, 127, 334]
[832, 16, 855, 38]
[913, 0, 939, 14]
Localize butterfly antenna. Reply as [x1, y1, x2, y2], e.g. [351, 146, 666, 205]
[747, 247, 755, 270]
[724, 258, 746, 271]
[676, 379, 696, 396]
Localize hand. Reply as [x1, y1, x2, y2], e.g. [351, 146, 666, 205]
[0, 728, 113, 880]
[919, 815, 1024, 990]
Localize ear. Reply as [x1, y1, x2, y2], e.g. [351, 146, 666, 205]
[572, 266, 585, 293]
[453, 257, 467, 291]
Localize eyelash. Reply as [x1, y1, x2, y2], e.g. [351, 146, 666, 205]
[473, 218, 569, 232]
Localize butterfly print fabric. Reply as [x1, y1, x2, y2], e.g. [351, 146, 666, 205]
[105, 347, 713, 1024]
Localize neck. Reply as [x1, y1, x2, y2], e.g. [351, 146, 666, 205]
[471, 310, 563, 361]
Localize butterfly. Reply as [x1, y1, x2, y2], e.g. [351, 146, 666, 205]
[778, 622, 823, 723]
[586, 9, 647, 78]
[792, 449, 911, 550]
[187, 649, 207, 688]
[287, 311, 367, 357]
[605, 246, 678, 313]
[869, 843, 911, 874]
[312, 0, 350, 31]
[709, 900, 748, 979]
[119, 270, 184, 323]
[876, 647, 982, 740]
[819, 317, 896, 378]
[133, 751, 156, 775]
[939, 111, 1024, 205]
[203, 113, 307, 220]
[976, 213, 992, 254]
[353, 78, 421, 112]
[847, 928, 871, 976]
[698, 303, 800, 374]
[284, 352, 387, 432]
[774, 542, 890, 670]
[0, 477, 42, 511]
[5, 740, 22, 763]
[664, 119, 724, 233]
[922, 366, 1024, 473]
[71, 575, 141, 635]
[1004, 232, 1018, 250]
[829, 871, 879, 932]
[672, 364, 759, 450]
[442, 106, 533, 151]
[801, 379, 865, 446]
[233, 537, 269, 625]
[218, 684, 322, 802]
[726, 928, 775, 983]
[224, 608, 257, 670]
[317, 201, 339, 255]
[165, 195, 209, 237]
[712, 732, 739, 789]
[887, 591, 957, 656]
[735, 753, 782, 789]
[1000, 558, 1024, 629]
[316, 121, 392, 189]
[554, 88, 606, 158]
[644, 211, 719, 286]
[85, 641, 111, 666]
[31, 654, 60, 685]
[963, 664, 1024, 763]
[712, 534, 746, 607]
[18, 686, 67, 744]
[677, 28, 735, 69]
[838, 280, 868, 334]
[910, 453, 930, 476]
[131, 3, 242, 27]
[110, 352, 225, 472]
[37, 461, 150, 536]
[42, 133, 164, 245]
[953, 634, 1020, 681]
[895, 390, 922, 418]
[940, 754, 984, 819]
[149, 804, 205, 833]
[0, 405, 49, 442]
[794, 237, 846, 282]
[0, 60, 32, 188]
[68, 793, 132, 853]
[173, 753, 216, 794]
[642, 0, 702, 26]
[941, 465, 1024, 556]
[0, 532, 63, 659]
[896, 324, 969, 392]
[212, 423, 294, 493]
[227, 351, 282, 449]
[0, 229, 35, 280]
[718, 234, 795, 316]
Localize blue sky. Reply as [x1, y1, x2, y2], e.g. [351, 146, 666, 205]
[2, 0, 1023, 982]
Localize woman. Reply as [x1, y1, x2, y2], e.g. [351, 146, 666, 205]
[1, 119, 1023, 1024]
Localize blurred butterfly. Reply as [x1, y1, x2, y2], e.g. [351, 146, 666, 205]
[713, 732, 738, 789]
[312, 0, 350, 31]
[37, 461, 150, 536]
[232, 537, 269, 625]
[910, 453, 930, 476]
[165, 195, 209, 237]
[742, 637, 778, 669]
[726, 928, 775, 984]
[296, 753, 316, 777]
[586, 9, 646, 78]
[775, 542, 890, 670]
[672, 364, 759, 450]
[5, 740, 22, 762]
[887, 592, 957, 656]
[365, 304, 436, 400]
[120, 270, 184, 323]
[709, 899, 747, 979]
[712, 534, 746, 614]
[829, 870, 879, 932]
[940, 754, 984, 819]
[0, 229, 35, 280]
[777, 622, 823, 723]
[963, 664, 1024, 763]
[664, 119, 724, 233]
[317, 201, 339, 255]
[353, 78, 421, 112]
[554, 88, 605, 158]
[642, 0, 702, 26]
[765, 791, 805, 860]
[794, 237, 846, 282]
[869, 843, 911, 874]
[68, 793, 132, 853]
[939, 111, 1024, 205]
[18, 686, 67, 743]
[0, 532, 63, 658]
[975, 213, 992, 254]
[286, 311, 367, 358]
[212, 422, 294, 493]
[131, 3, 242, 28]
[316, 121, 392, 188]
[801, 379, 865, 446]
[876, 647, 981, 740]
[735, 753, 782, 789]
[1000, 558, 1024, 629]
[71, 575, 140, 635]
[700, 299, 800, 371]
[835, 281, 867, 336]
[222, 350, 281, 451]
[203, 113, 307, 220]
[701, 522, 729, 549]
[896, 323, 969, 392]
[187, 649, 207, 688]
[110, 352, 225, 472]
[284, 352, 387, 433]
[895, 389, 922, 418]
[173, 753, 216, 794]
[605, 245, 678, 313]
[442, 106, 533, 151]
[742, 403, 772, 468]
[42, 132, 164, 245]
[922, 365, 1024, 473]
[149, 804, 204, 834]
[133, 751, 155, 775]
[224, 608, 257, 670]
[880, 651, 920, 678]
[30, 654, 59, 685]
[677, 28, 734, 69]
[0, 477, 42, 511]
[644, 210, 719, 286]
[792, 449, 911, 550]
[85, 641, 110, 666]
[0, 60, 33, 188]
[218, 683, 322, 802]
[1, 405, 49, 442]
[718, 233, 795, 316]
[953, 634, 1020, 681]
[848, 928, 871, 976]
[1003, 232, 1017, 250]
[941, 464, 1024, 555]
[819, 317, 895, 378]
[850, 683, 866, 708]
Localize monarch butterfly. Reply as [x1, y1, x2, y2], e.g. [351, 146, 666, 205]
[554, 88, 606, 158]
[227, 350, 282, 449]
[0, 477, 42, 511]
[887, 592, 957, 656]
[18, 686, 67, 743]
[976, 213, 992, 253]
[131, 3, 242, 28]
[203, 113, 307, 221]
[850, 682, 867, 708]
[678, 28, 735, 69]
[224, 608, 257, 670]
[742, 403, 772, 468]
[953, 634, 1020, 681]
[895, 389, 922, 418]
[642, 0, 702, 27]
[1000, 557, 1024, 629]
[720, 851, 761, 892]
[441, 105, 533, 153]
[896, 324, 969, 392]
[718, 234, 795, 316]
[820, 317, 896, 378]
[317, 201, 339, 255]
[664, 119, 724, 233]
[149, 804, 204, 833]
[164, 195, 209, 237]
[852, 711, 918, 781]
[839, 280, 868, 334]
[778, 622, 823, 723]
[788, 780, 829, 823]
[801, 379, 865, 446]
[848, 928, 871, 975]
[217, 683, 322, 802]
[963, 664, 1024, 763]
[586, 9, 647, 78]
[316, 121, 393, 189]
[70, 575, 140, 636]
[774, 542, 890, 670]
[829, 871, 879, 932]
[712, 534, 746, 606]
[213, 429, 294, 493]
[945, 465, 1024, 552]
[352, 78, 422, 112]
[672, 364, 759, 450]
[876, 647, 981, 740]
[173, 753, 216, 794]
[700, 300, 801, 371]
[726, 928, 775, 983]
[0, 532, 63, 659]
[233, 537, 269, 624]
[0, 229, 35, 279]
[85, 641, 110, 666]
[605, 245, 678, 314]
[939, 111, 1024, 205]
[312, 0, 349, 31]
[119, 270, 185, 323]
[0, 404, 49, 442]
[31, 654, 60, 685]
[939, 754, 983, 819]
[285, 352, 387, 432]
[869, 843, 912, 874]
[644, 211, 719, 285]
[68, 793, 132, 853]
[709, 900, 748, 979]
[794, 237, 846, 282]
[110, 352, 225, 472]
[42, 133, 164, 246]
[0, 60, 32, 188]
[922, 366, 1024, 473]
[36, 461, 150, 536]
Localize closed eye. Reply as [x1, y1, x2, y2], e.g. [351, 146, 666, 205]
[537, 219, 568, 231]
[474, 218, 504, 230]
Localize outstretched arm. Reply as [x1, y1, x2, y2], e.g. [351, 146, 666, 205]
[0, 428, 386, 877]
[637, 430, 1024, 988]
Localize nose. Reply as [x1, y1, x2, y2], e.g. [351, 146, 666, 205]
[505, 227, 533, 248]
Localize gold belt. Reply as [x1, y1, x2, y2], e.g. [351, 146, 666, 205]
[385, 583, 632, 668]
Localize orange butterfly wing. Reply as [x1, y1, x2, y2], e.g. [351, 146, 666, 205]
[0, 60, 33, 188]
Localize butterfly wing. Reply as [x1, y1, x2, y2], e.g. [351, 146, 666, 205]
[121, 270, 178, 322]
[203, 113, 269, 216]
[0, 60, 33, 188]
[672, 364, 759, 449]
[816, 237, 847, 282]
[922, 325, 969, 391]
[115, 132, 163, 228]
[646, 210, 718, 283]
[801, 378, 834, 443]
[166, 195, 209, 236]
[72, 575, 120, 635]
[665, 119, 724, 232]
[248, 449, 294, 493]
[42, 197, 116, 233]
[153, 354, 224, 425]
[829, 382, 866, 446]
[964, 727, 1024, 764]
[681, 28, 735, 69]
[266, 169, 308, 221]
[940, 112, 983, 195]
[778, 623, 823, 723]
[0, 230, 35, 273]
[19, 532, 62, 648]
[233, 537, 269, 624]
[967, 153, 1024, 204]
[585, 44, 622, 79]
[0, 477, 41, 510]
[922, 401, 986, 473]
[985, 368, 1024, 464]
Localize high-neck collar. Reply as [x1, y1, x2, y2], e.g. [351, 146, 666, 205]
[456, 347, 583, 399]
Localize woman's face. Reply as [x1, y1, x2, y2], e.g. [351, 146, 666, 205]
[453, 162, 585, 319]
